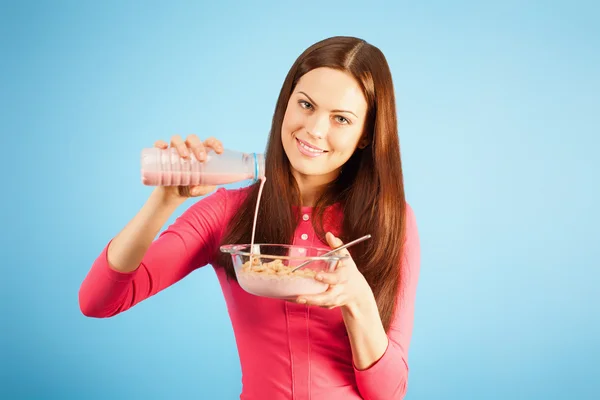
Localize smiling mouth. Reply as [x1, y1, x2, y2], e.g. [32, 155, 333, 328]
[295, 138, 327, 155]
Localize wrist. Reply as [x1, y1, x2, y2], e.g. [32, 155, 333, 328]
[149, 187, 186, 210]
[342, 288, 378, 320]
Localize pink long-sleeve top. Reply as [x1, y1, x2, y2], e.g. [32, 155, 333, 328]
[79, 187, 421, 400]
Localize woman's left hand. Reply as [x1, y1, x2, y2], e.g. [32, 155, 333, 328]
[296, 232, 373, 310]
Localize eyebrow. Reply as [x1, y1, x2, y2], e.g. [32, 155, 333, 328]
[298, 91, 358, 118]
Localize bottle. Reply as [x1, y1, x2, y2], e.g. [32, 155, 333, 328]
[141, 147, 265, 186]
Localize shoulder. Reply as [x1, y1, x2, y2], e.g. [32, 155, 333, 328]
[170, 186, 254, 247]
[186, 186, 254, 217]
[219, 185, 255, 210]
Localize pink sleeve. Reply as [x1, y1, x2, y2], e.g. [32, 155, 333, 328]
[78, 188, 229, 318]
[353, 203, 421, 400]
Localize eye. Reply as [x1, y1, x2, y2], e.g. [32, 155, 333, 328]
[299, 100, 313, 110]
[335, 115, 350, 125]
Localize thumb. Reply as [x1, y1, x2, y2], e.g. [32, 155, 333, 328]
[326, 232, 348, 255]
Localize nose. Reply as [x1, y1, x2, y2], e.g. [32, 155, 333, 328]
[306, 113, 328, 140]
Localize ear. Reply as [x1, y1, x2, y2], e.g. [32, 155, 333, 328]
[357, 136, 370, 149]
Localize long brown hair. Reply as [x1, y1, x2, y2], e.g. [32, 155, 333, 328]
[217, 36, 406, 332]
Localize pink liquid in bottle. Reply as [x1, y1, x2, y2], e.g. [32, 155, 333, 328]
[141, 147, 264, 186]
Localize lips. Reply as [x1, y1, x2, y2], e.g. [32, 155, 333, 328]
[295, 138, 327, 158]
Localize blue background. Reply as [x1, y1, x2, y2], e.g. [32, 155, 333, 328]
[2, 1, 598, 399]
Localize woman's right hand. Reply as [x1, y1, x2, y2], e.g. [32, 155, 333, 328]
[153, 134, 224, 204]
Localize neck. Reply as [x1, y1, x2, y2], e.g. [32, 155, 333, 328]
[293, 170, 339, 207]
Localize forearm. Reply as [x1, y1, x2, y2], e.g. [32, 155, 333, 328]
[107, 188, 184, 273]
[343, 292, 409, 399]
[342, 291, 389, 370]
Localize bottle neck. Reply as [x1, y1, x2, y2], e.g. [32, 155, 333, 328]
[253, 153, 259, 181]
[253, 153, 265, 181]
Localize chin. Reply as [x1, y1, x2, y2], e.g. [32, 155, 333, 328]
[288, 158, 341, 180]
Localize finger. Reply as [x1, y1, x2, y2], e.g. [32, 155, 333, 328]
[297, 294, 339, 308]
[185, 134, 206, 161]
[203, 137, 224, 154]
[188, 185, 216, 197]
[154, 140, 168, 149]
[297, 287, 341, 307]
[314, 269, 348, 285]
[170, 135, 189, 158]
[325, 232, 350, 256]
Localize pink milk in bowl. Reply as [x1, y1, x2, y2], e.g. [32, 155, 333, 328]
[220, 244, 348, 299]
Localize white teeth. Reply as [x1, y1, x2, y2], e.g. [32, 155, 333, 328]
[299, 141, 324, 153]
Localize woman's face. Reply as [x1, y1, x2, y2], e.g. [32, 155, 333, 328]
[281, 67, 368, 185]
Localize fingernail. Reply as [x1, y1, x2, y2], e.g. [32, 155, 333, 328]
[315, 274, 323, 281]
[298, 298, 306, 304]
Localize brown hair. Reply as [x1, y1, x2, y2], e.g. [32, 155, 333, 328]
[217, 36, 406, 332]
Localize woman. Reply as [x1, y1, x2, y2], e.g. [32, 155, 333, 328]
[79, 36, 420, 400]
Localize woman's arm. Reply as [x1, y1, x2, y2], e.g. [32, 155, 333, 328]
[341, 292, 389, 370]
[105, 188, 187, 274]
[78, 188, 229, 318]
[344, 204, 421, 400]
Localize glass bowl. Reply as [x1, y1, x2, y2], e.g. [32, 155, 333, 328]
[220, 244, 348, 299]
